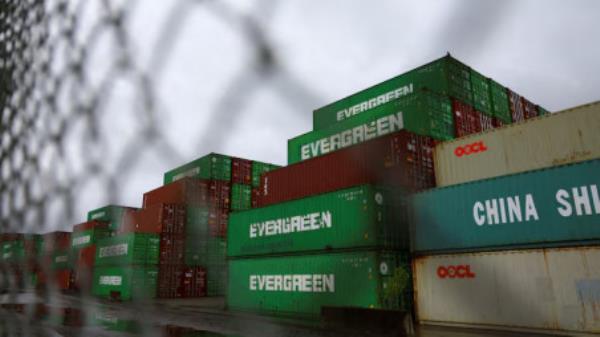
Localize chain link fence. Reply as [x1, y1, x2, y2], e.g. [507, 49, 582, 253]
[0, 1, 321, 335]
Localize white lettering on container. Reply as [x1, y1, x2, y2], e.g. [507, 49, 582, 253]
[249, 274, 335, 293]
[99, 276, 122, 286]
[335, 84, 414, 122]
[249, 211, 332, 238]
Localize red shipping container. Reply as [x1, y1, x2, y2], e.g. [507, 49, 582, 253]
[492, 117, 505, 128]
[507, 88, 524, 123]
[42, 231, 71, 253]
[522, 97, 538, 120]
[73, 245, 96, 291]
[122, 204, 187, 235]
[231, 157, 252, 185]
[452, 99, 482, 137]
[251, 188, 261, 208]
[159, 235, 185, 265]
[143, 178, 230, 210]
[479, 112, 494, 131]
[260, 130, 435, 207]
[73, 220, 108, 233]
[157, 264, 184, 298]
[181, 266, 206, 298]
[52, 269, 73, 291]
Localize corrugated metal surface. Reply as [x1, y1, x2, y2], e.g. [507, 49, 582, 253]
[94, 233, 159, 266]
[92, 265, 158, 300]
[452, 99, 482, 138]
[434, 101, 600, 186]
[262, 131, 435, 207]
[411, 159, 600, 253]
[470, 70, 491, 115]
[143, 178, 231, 210]
[228, 185, 408, 257]
[291, 90, 452, 164]
[87, 205, 137, 231]
[312, 55, 471, 130]
[227, 250, 412, 317]
[163, 153, 232, 184]
[413, 246, 600, 334]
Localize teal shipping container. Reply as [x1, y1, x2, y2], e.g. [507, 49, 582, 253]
[410, 159, 600, 253]
[227, 185, 406, 257]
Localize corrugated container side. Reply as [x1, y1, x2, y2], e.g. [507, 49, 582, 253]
[227, 250, 412, 317]
[312, 55, 471, 130]
[469, 70, 491, 115]
[263, 131, 435, 207]
[489, 79, 511, 123]
[434, 102, 600, 186]
[231, 158, 252, 185]
[95, 233, 160, 266]
[92, 266, 158, 300]
[291, 90, 452, 164]
[251, 162, 281, 188]
[163, 153, 232, 184]
[413, 247, 600, 334]
[87, 205, 138, 232]
[451, 99, 482, 138]
[228, 185, 408, 257]
[143, 178, 231, 210]
[412, 159, 600, 253]
[522, 97, 538, 120]
[507, 88, 524, 123]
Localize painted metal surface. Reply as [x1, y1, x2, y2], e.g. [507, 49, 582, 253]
[434, 101, 600, 187]
[92, 265, 158, 300]
[411, 159, 600, 253]
[263, 131, 435, 207]
[290, 90, 453, 164]
[413, 246, 600, 334]
[87, 205, 138, 231]
[227, 250, 412, 317]
[312, 55, 471, 130]
[94, 233, 159, 266]
[163, 153, 232, 184]
[228, 185, 407, 257]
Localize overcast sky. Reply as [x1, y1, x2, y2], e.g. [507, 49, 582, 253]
[13, 0, 600, 230]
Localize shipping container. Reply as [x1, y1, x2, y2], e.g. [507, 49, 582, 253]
[413, 246, 600, 334]
[252, 162, 280, 188]
[92, 265, 158, 300]
[231, 157, 252, 185]
[163, 153, 232, 184]
[123, 203, 187, 235]
[312, 54, 471, 130]
[263, 131, 435, 207]
[159, 235, 185, 265]
[522, 97, 538, 120]
[537, 105, 551, 116]
[73, 245, 96, 291]
[227, 250, 412, 317]
[434, 101, 600, 186]
[87, 205, 138, 231]
[291, 90, 452, 164]
[507, 88, 524, 123]
[469, 70, 491, 115]
[73, 220, 109, 233]
[451, 99, 482, 138]
[42, 232, 71, 254]
[479, 112, 494, 132]
[71, 226, 110, 249]
[95, 233, 159, 266]
[143, 178, 230, 210]
[228, 185, 407, 257]
[488, 79, 511, 124]
[51, 250, 72, 270]
[231, 184, 252, 211]
[411, 159, 600, 254]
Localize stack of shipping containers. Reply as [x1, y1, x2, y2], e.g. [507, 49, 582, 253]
[0, 234, 42, 292]
[70, 220, 111, 292]
[134, 153, 278, 298]
[226, 54, 548, 318]
[410, 102, 600, 334]
[42, 232, 74, 291]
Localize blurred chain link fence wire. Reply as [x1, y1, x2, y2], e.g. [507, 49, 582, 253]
[0, 0, 318, 234]
[0, 0, 319, 334]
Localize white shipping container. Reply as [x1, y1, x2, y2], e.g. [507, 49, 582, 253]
[413, 247, 600, 334]
[434, 101, 600, 186]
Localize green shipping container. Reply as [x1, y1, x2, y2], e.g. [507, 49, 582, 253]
[411, 159, 600, 253]
[227, 250, 412, 317]
[488, 79, 512, 123]
[231, 184, 252, 211]
[71, 228, 111, 249]
[1, 241, 25, 262]
[312, 55, 471, 130]
[87, 205, 136, 231]
[164, 153, 231, 185]
[92, 265, 158, 300]
[537, 105, 551, 116]
[470, 70, 492, 115]
[51, 250, 72, 270]
[289, 90, 453, 164]
[95, 233, 159, 266]
[227, 185, 406, 257]
[252, 162, 280, 187]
